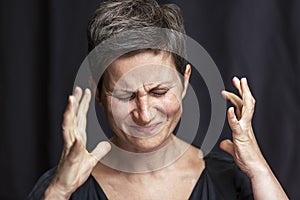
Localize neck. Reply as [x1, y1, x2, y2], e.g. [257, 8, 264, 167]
[100, 135, 190, 173]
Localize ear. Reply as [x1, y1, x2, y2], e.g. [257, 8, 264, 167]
[181, 64, 191, 98]
[89, 76, 103, 108]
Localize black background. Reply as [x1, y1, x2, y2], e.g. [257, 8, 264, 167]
[0, 0, 299, 199]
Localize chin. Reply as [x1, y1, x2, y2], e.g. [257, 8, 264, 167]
[120, 131, 173, 153]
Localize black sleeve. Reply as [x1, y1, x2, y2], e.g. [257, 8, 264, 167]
[26, 167, 57, 200]
[205, 152, 254, 200]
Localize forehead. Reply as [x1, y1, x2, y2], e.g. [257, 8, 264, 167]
[104, 51, 180, 89]
[109, 51, 175, 75]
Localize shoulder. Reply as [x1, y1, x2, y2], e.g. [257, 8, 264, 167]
[204, 151, 254, 199]
[204, 151, 236, 171]
[27, 167, 103, 200]
[204, 151, 245, 187]
[27, 167, 57, 200]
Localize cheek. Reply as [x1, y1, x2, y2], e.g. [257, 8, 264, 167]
[160, 94, 182, 118]
[107, 92, 183, 126]
[109, 99, 131, 124]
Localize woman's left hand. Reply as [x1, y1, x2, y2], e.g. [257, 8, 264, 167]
[220, 77, 289, 199]
[220, 77, 268, 179]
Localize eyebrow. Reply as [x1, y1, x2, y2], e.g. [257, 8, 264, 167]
[112, 82, 176, 94]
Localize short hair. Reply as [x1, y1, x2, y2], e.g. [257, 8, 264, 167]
[87, 0, 187, 92]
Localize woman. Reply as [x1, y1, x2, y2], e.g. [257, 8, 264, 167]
[28, 0, 288, 199]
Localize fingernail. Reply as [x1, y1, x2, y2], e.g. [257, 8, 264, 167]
[102, 141, 111, 152]
[69, 96, 74, 106]
[85, 88, 91, 94]
[221, 90, 227, 97]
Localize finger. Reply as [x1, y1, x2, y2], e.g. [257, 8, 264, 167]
[241, 78, 256, 122]
[73, 87, 83, 113]
[68, 137, 84, 162]
[90, 141, 111, 165]
[78, 89, 92, 116]
[227, 107, 243, 135]
[232, 77, 242, 97]
[62, 96, 76, 148]
[228, 107, 249, 142]
[222, 91, 242, 105]
[219, 139, 234, 157]
[76, 89, 92, 140]
[222, 90, 242, 119]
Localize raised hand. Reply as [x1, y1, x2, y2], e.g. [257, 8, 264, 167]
[220, 77, 288, 199]
[43, 87, 111, 200]
[220, 77, 266, 177]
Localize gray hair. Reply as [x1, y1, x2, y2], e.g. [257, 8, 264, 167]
[87, 0, 187, 91]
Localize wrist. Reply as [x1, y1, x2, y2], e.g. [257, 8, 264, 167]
[247, 162, 270, 180]
[249, 166, 289, 200]
[43, 182, 71, 200]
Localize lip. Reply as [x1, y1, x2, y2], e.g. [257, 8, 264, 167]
[129, 122, 162, 135]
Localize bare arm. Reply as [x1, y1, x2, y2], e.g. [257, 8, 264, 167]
[220, 77, 288, 200]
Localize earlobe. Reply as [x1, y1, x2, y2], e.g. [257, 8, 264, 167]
[181, 64, 191, 98]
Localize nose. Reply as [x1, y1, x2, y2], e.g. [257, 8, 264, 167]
[132, 94, 152, 126]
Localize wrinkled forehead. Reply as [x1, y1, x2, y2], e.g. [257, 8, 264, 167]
[103, 51, 182, 90]
[115, 65, 181, 91]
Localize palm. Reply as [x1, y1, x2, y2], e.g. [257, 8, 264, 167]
[220, 77, 263, 178]
[49, 87, 111, 198]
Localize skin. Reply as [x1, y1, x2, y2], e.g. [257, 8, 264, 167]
[92, 52, 205, 199]
[43, 52, 288, 200]
[220, 77, 288, 199]
[98, 52, 189, 153]
[43, 89, 111, 199]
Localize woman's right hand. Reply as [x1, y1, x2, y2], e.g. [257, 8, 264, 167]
[43, 87, 111, 200]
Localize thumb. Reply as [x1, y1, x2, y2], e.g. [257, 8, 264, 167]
[91, 141, 111, 162]
[220, 139, 234, 157]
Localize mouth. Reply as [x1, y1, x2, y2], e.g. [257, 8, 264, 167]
[129, 122, 162, 136]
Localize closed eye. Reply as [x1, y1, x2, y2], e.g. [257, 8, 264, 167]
[150, 88, 169, 97]
[114, 93, 136, 102]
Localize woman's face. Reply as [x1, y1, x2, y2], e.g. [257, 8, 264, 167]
[99, 51, 190, 152]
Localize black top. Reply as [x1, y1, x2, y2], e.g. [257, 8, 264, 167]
[27, 152, 253, 200]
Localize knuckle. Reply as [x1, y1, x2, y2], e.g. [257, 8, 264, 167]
[251, 97, 256, 104]
[230, 119, 240, 130]
[233, 122, 240, 130]
[62, 124, 67, 131]
[64, 109, 70, 117]
[249, 102, 255, 113]
[63, 111, 69, 119]
[90, 154, 99, 164]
